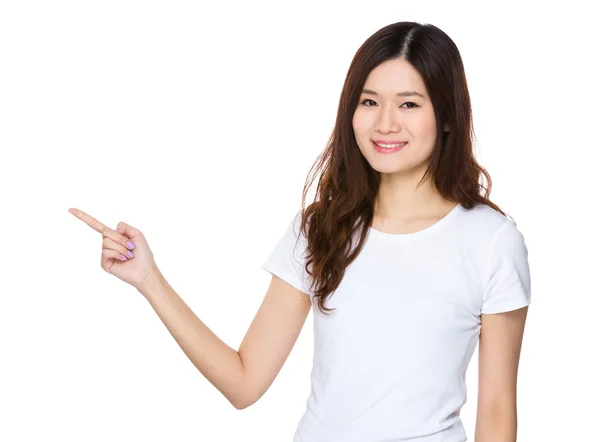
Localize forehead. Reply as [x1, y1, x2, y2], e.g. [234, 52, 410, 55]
[363, 58, 428, 98]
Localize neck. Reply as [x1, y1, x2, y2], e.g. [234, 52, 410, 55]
[374, 172, 453, 221]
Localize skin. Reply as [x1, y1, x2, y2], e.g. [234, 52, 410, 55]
[67, 208, 157, 290]
[352, 57, 455, 231]
[67, 206, 313, 410]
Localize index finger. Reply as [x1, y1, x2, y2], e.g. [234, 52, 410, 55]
[68, 208, 107, 235]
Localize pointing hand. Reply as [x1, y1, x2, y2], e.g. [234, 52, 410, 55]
[68, 208, 158, 290]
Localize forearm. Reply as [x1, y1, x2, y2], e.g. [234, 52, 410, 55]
[474, 409, 517, 442]
[137, 268, 247, 409]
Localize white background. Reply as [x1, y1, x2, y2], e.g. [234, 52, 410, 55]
[1, 1, 598, 441]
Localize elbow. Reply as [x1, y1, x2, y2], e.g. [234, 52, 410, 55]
[232, 392, 255, 410]
[231, 388, 251, 410]
[232, 383, 261, 410]
[231, 367, 256, 410]
[232, 386, 264, 410]
[233, 400, 250, 410]
[232, 400, 247, 410]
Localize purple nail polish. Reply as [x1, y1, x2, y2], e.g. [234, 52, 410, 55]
[120, 254, 127, 260]
[127, 250, 134, 258]
[127, 241, 135, 249]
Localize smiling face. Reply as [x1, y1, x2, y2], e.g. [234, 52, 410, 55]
[352, 58, 443, 177]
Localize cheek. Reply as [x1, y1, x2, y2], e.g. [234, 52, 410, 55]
[352, 111, 369, 135]
[417, 109, 438, 136]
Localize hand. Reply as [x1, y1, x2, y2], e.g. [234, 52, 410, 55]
[68, 208, 158, 290]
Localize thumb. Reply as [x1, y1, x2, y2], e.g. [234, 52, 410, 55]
[117, 221, 142, 238]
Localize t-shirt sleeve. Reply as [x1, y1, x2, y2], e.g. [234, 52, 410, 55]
[481, 219, 532, 314]
[261, 210, 313, 297]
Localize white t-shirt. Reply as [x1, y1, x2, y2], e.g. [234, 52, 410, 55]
[261, 202, 531, 442]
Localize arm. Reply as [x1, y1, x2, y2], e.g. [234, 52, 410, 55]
[237, 274, 312, 408]
[138, 268, 312, 410]
[474, 306, 529, 442]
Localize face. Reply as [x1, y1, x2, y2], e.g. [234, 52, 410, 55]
[352, 58, 444, 177]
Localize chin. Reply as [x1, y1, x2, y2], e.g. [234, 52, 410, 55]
[375, 166, 411, 175]
[370, 157, 427, 176]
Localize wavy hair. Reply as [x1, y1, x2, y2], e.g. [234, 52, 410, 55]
[295, 21, 507, 315]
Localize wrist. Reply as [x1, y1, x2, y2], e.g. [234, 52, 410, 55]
[136, 265, 165, 295]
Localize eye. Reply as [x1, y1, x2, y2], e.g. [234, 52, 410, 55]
[360, 99, 377, 107]
[359, 99, 419, 109]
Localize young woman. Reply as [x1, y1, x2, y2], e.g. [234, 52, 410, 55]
[69, 21, 530, 442]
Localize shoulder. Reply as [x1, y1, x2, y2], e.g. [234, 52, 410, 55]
[455, 202, 518, 240]
[451, 203, 527, 272]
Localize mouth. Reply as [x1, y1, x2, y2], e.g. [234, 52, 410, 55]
[372, 140, 408, 153]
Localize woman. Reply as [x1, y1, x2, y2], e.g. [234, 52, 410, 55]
[69, 21, 530, 442]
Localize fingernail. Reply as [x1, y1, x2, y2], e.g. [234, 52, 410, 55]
[120, 254, 127, 261]
[127, 241, 135, 249]
[127, 250, 134, 258]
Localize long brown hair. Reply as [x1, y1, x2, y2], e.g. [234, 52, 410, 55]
[295, 21, 507, 315]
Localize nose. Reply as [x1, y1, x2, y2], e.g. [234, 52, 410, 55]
[374, 103, 401, 133]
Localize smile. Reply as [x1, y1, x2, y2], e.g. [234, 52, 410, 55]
[372, 141, 407, 153]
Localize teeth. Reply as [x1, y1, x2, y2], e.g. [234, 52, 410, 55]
[375, 142, 407, 148]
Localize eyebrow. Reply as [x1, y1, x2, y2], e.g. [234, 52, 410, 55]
[361, 89, 426, 99]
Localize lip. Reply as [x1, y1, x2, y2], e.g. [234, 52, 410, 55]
[373, 140, 408, 144]
[372, 140, 407, 153]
